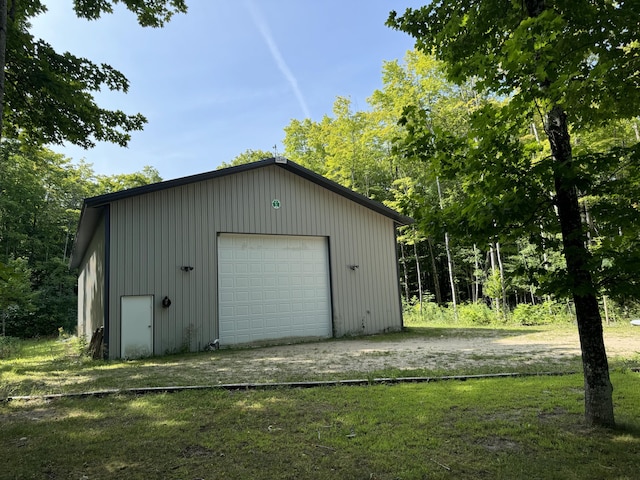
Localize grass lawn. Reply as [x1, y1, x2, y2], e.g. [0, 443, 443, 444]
[2, 324, 639, 398]
[1, 325, 639, 479]
[1, 373, 639, 479]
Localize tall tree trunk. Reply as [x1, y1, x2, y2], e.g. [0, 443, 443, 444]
[427, 237, 442, 305]
[413, 240, 423, 314]
[530, 287, 536, 305]
[520, 248, 536, 305]
[400, 241, 410, 303]
[531, 121, 541, 143]
[473, 243, 480, 303]
[488, 243, 499, 316]
[443, 230, 456, 313]
[496, 241, 508, 320]
[545, 105, 614, 427]
[0, 0, 7, 141]
[436, 177, 457, 317]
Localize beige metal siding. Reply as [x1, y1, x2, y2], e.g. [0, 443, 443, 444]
[107, 165, 402, 358]
[77, 216, 105, 341]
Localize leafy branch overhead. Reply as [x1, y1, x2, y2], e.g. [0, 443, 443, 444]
[0, 0, 187, 147]
[73, 0, 187, 27]
[388, 1, 640, 127]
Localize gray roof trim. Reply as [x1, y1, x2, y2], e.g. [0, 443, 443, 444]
[70, 158, 413, 269]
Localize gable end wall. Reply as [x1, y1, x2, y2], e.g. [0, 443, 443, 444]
[107, 165, 402, 358]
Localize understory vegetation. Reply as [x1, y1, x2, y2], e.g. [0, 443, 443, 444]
[402, 299, 640, 328]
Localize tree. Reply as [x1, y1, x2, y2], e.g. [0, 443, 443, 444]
[0, 257, 36, 336]
[284, 117, 331, 175]
[0, 141, 162, 336]
[371, 50, 484, 309]
[388, 0, 640, 427]
[218, 149, 275, 169]
[94, 165, 162, 195]
[0, 0, 187, 147]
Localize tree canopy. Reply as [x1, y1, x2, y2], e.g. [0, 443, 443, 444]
[388, 0, 640, 427]
[0, 141, 162, 337]
[0, 0, 187, 147]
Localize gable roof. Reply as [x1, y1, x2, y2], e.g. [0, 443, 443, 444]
[69, 157, 413, 269]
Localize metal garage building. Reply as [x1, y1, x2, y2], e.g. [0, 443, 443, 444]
[70, 158, 412, 359]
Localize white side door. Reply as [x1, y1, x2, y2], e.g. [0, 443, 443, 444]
[121, 295, 153, 358]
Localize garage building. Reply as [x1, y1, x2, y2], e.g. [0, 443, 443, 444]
[70, 157, 412, 359]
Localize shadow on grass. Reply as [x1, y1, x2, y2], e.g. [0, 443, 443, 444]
[1, 372, 639, 480]
[3, 325, 634, 398]
[370, 325, 548, 341]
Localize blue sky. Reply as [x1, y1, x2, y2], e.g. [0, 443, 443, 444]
[31, 1, 423, 180]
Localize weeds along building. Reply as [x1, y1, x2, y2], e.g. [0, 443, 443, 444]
[70, 158, 412, 359]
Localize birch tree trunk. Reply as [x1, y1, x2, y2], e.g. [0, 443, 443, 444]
[488, 243, 499, 316]
[531, 121, 540, 143]
[473, 243, 480, 303]
[436, 177, 457, 317]
[0, 0, 7, 141]
[413, 240, 423, 314]
[495, 241, 508, 320]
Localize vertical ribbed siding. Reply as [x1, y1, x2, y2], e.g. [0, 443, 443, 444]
[107, 165, 402, 358]
[77, 216, 106, 340]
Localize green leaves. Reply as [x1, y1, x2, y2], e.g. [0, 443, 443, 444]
[0, 142, 163, 336]
[2, 1, 187, 147]
[73, 0, 187, 28]
[388, 1, 640, 129]
[5, 13, 146, 147]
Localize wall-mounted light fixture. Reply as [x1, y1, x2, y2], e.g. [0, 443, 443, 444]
[180, 266, 194, 272]
[162, 296, 172, 308]
[348, 264, 359, 271]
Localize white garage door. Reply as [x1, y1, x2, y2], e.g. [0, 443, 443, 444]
[218, 234, 332, 346]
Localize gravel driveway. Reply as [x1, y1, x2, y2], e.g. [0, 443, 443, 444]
[192, 326, 640, 384]
[4, 326, 638, 398]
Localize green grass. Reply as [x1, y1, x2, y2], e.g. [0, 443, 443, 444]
[1, 324, 638, 397]
[1, 325, 639, 478]
[1, 372, 639, 479]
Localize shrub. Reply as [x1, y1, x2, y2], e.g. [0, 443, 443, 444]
[402, 296, 457, 325]
[403, 299, 496, 326]
[0, 336, 22, 359]
[457, 302, 494, 325]
[511, 303, 547, 325]
[510, 301, 575, 325]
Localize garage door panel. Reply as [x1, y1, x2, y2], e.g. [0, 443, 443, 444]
[218, 234, 331, 346]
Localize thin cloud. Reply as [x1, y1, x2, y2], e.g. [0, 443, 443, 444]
[245, 1, 311, 119]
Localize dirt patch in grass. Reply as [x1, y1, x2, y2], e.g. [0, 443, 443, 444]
[2, 326, 638, 396]
[189, 326, 639, 383]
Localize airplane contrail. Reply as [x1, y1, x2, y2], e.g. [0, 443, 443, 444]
[245, 1, 311, 119]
